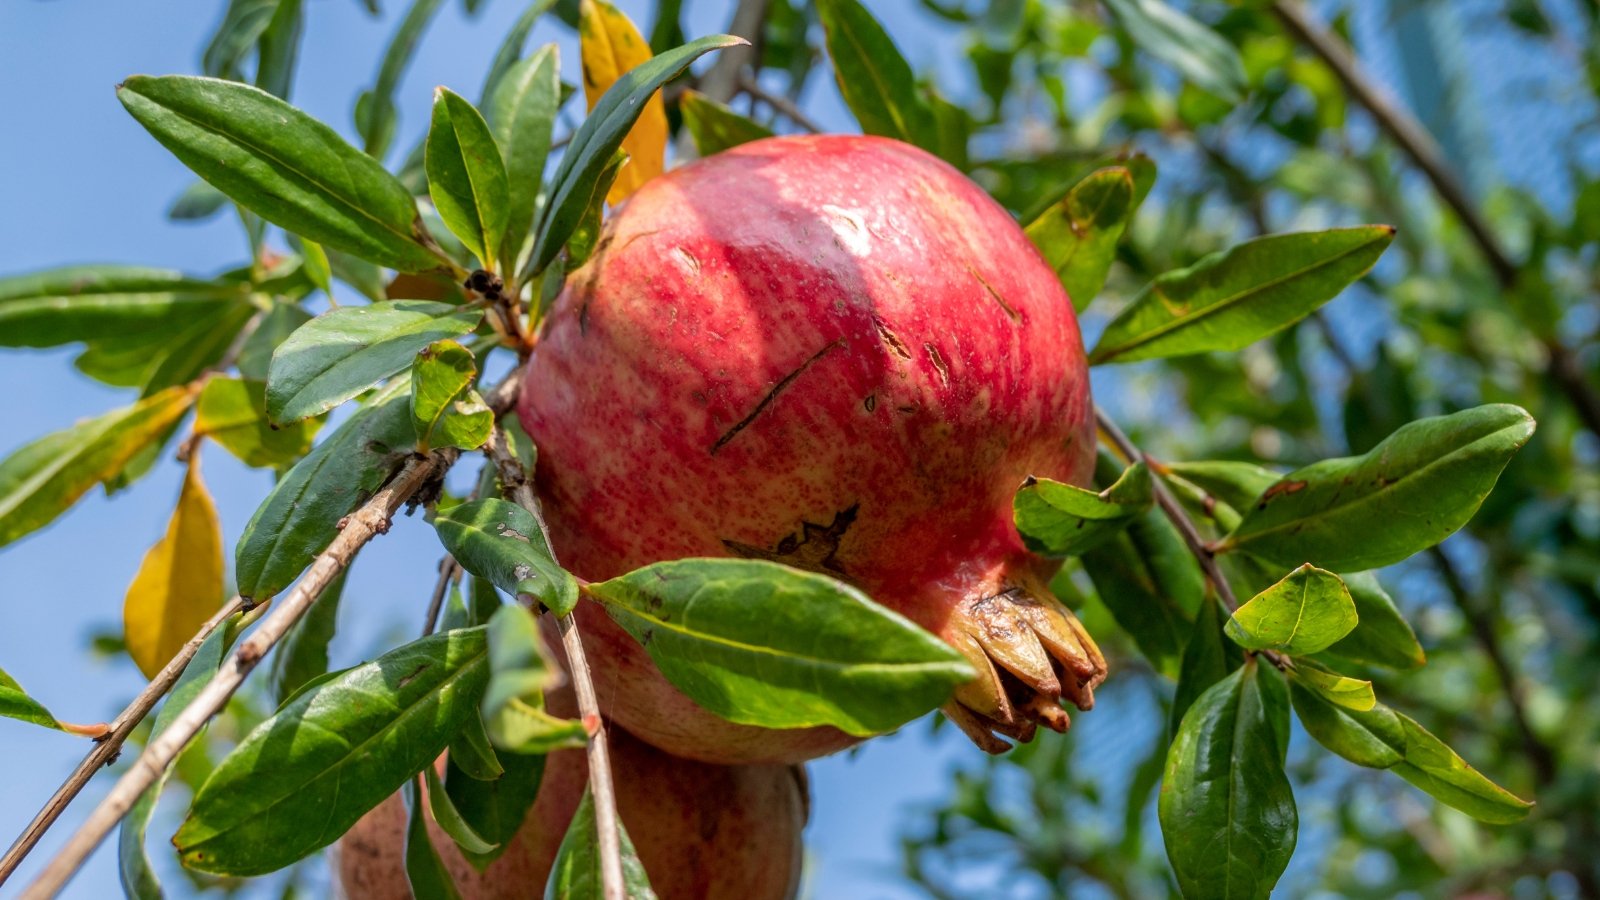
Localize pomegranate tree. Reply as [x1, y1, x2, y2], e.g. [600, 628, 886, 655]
[520, 134, 1106, 763]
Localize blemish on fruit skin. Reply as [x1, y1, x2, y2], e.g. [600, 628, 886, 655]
[670, 245, 701, 276]
[872, 315, 912, 360]
[926, 343, 950, 386]
[710, 339, 844, 455]
[864, 394, 877, 412]
[966, 264, 1020, 323]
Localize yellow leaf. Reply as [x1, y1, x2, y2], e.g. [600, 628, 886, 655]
[580, 0, 667, 203]
[123, 452, 224, 679]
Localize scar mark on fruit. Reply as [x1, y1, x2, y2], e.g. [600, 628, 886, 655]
[925, 343, 949, 386]
[670, 245, 701, 276]
[872, 316, 912, 360]
[1256, 479, 1308, 508]
[723, 504, 859, 575]
[967, 264, 1020, 323]
[711, 340, 843, 455]
[614, 228, 662, 256]
[864, 394, 877, 412]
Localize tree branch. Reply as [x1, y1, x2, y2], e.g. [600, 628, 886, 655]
[696, 0, 771, 104]
[1270, 0, 1600, 439]
[483, 424, 625, 900]
[0, 595, 249, 887]
[739, 73, 823, 134]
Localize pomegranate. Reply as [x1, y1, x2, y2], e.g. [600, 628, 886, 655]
[518, 134, 1105, 763]
[336, 690, 807, 899]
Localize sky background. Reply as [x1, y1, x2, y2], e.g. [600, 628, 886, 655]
[0, 1, 1006, 898]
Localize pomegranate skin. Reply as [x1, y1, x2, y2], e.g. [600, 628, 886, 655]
[336, 692, 807, 900]
[520, 134, 1104, 763]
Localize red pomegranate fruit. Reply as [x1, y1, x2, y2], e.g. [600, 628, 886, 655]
[336, 690, 807, 899]
[518, 134, 1105, 764]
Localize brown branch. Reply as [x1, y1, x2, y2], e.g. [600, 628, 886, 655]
[1270, 0, 1600, 439]
[422, 556, 463, 637]
[696, 0, 771, 104]
[483, 425, 624, 900]
[738, 73, 824, 135]
[0, 595, 249, 887]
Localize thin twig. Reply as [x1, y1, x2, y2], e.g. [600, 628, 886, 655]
[483, 425, 625, 900]
[0, 596, 249, 887]
[696, 0, 771, 104]
[738, 73, 824, 134]
[421, 557, 462, 637]
[1271, 0, 1600, 439]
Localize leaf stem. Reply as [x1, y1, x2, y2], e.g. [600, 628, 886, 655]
[738, 73, 823, 134]
[483, 423, 625, 900]
[0, 595, 248, 888]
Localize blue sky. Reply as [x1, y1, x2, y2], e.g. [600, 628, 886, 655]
[0, 1, 1003, 897]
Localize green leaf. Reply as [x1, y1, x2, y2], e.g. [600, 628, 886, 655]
[1169, 593, 1241, 735]
[357, 0, 450, 159]
[0, 666, 63, 731]
[203, 0, 277, 80]
[237, 300, 313, 381]
[566, 150, 629, 268]
[266, 300, 482, 424]
[481, 605, 587, 753]
[175, 627, 491, 875]
[1389, 712, 1534, 824]
[424, 765, 498, 855]
[235, 383, 415, 599]
[444, 738, 543, 870]
[1219, 405, 1536, 571]
[254, 0, 303, 99]
[1160, 660, 1297, 899]
[117, 76, 439, 271]
[488, 44, 560, 273]
[411, 340, 493, 452]
[816, 0, 937, 150]
[427, 88, 510, 267]
[300, 239, 333, 296]
[1080, 508, 1202, 679]
[0, 265, 241, 349]
[120, 623, 230, 899]
[1014, 463, 1153, 558]
[404, 777, 464, 900]
[1288, 677, 1404, 769]
[0, 387, 196, 549]
[1323, 572, 1425, 669]
[1289, 659, 1375, 710]
[1025, 167, 1135, 311]
[528, 34, 745, 278]
[448, 707, 504, 781]
[268, 571, 345, 705]
[432, 499, 578, 616]
[1225, 564, 1358, 656]
[167, 181, 230, 221]
[1162, 460, 1281, 520]
[480, 0, 559, 105]
[1101, 0, 1248, 102]
[679, 89, 774, 156]
[1089, 226, 1395, 364]
[586, 558, 974, 736]
[196, 377, 320, 468]
[546, 790, 658, 900]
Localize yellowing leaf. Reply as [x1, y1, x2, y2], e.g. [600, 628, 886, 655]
[123, 453, 224, 679]
[579, 0, 664, 203]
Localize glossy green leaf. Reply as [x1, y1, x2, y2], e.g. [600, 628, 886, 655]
[587, 558, 974, 736]
[0, 386, 196, 549]
[117, 76, 439, 271]
[120, 623, 230, 899]
[1169, 593, 1241, 735]
[1219, 405, 1536, 571]
[1288, 677, 1404, 769]
[1025, 167, 1135, 311]
[1014, 462, 1153, 558]
[175, 627, 491, 875]
[488, 44, 560, 273]
[0, 666, 63, 731]
[235, 383, 415, 599]
[266, 300, 482, 424]
[1162, 460, 1281, 521]
[427, 88, 509, 267]
[255, 0, 303, 100]
[1225, 564, 1358, 655]
[1389, 711, 1534, 824]
[1323, 572, 1425, 669]
[167, 181, 230, 221]
[195, 377, 320, 468]
[546, 790, 658, 900]
[202, 0, 277, 80]
[1101, 0, 1248, 102]
[357, 0, 449, 159]
[444, 737, 544, 870]
[424, 765, 497, 855]
[566, 149, 628, 268]
[268, 571, 345, 705]
[529, 34, 744, 277]
[480, 0, 558, 104]
[1089, 226, 1395, 364]
[679, 89, 774, 156]
[237, 301, 313, 381]
[432, 499, 578, 616]
[300, 239, 333, 297]
[816, 0, 937, 150]
[411, 340, 493, 452]
[0, 265, 241, 349]
[448, 705, 504, 781]
[1160, 660, 1297, 899]
[481, 605, 586, 753]
[404, 777, 463, 900]
[1289, 659, 1375, 710]
[1080, 508, 1202, 679]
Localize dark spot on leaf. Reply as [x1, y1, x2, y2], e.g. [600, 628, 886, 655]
[1257, 479, 1309, 509]
[396, 663, 430, 690]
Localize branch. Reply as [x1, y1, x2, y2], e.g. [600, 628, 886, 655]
[738, 73, 824, 135]
[1270, 0, 1600, 438]
[483, 425, 624, 900]
[0, 596, 248, 887]
[696, 0, 771, 104]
